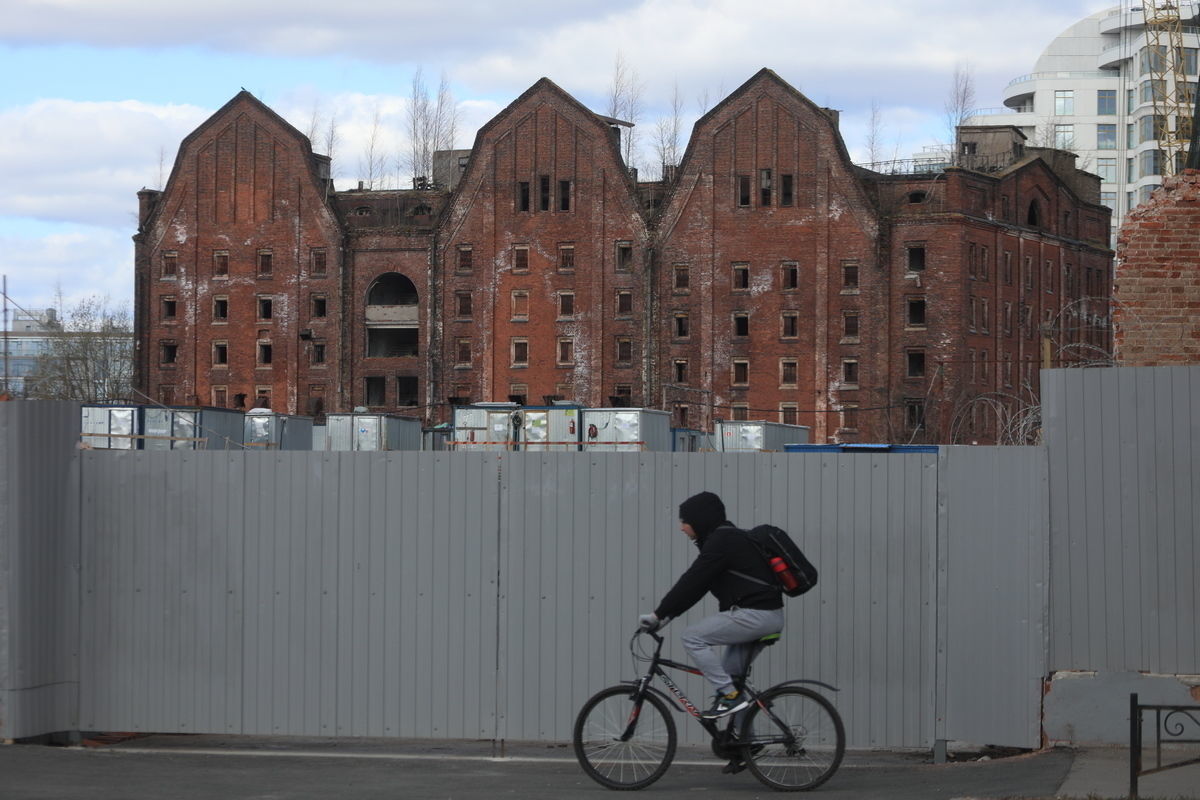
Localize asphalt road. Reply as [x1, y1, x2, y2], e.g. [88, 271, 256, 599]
[0, 737, 1075, 800]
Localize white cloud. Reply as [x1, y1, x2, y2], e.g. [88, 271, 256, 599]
[2, 225, 133, 311]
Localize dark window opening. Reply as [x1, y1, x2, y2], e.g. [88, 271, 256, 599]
[734, 314, 749, 336]
[514, 247, 529, 272]
[781, 174, 794, 206]
[781, 361, 798, 385]
[161, 252, 178, 278]
[844, 313, 859, 338]
[257, 251, 272, 276]
[367, 328, 418, 357]
[365, 376, 386, 406]
[157, 341, 174, 363]
[518, 181, 530, 212]
[258, 342, 272, 365]
[905, 399, 925, 431]
[312, 249, 327, 276]
[843, 360, 859, 384]
[760, 168, 772, 206]
[368, 273, 419, 305]
[1027, 200, 1040, 227]
[908, 191, 927, 204]
[782, 313, 799, 338]
[737, 175, 751, 207]
[733, 265, 749, 289]
[258, 298, 273, 319]
[616, 338, 632, 363]
[213, 343, 228, 365]
[907, 297, 926, 326]
[616, 242, 633, 271]
[312, 296, 327, 318]
[674, 360, 688, 383]
[675, 314, 689, 337]
[162, 298, 176, 319]
[213, 298, 228, 320]
[843, 263, 859, 289]
[396, 376, 418, 407]
[213, 252, 229, 277]
[539, 175, 550, 211]
[233, 393, 247, 409]
[456, 338, 471, 364]
[616, 291, 633, 315]
[559, 246, 575, 271]
[674, 266, 689, 289]
[612, 385, 633, 407]
[312, 343, 326, 364]
[457, 247, 473, 272]
[733, 361, 749, 384]
[907, 246, 926, 271]
[782, 263, 798, 289]
[907, 350, 926, 378]
[559, 180, 571, 211]
[512, 340, 529, 365]
[456, 292, 472, 318]
[559, 293, 575, 317]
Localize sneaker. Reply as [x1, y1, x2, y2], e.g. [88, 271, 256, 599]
[702, 690, 750, 720]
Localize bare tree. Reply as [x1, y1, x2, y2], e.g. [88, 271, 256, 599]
[608, 52, 644, 172]
[406, 68, 460, 188]
[26, 292, 133, 402]
[360, 102, 387, 189]
[156, 145, 168, 190]
[653, 80, 684, 180]
[944, 61, 976, 153]
[323, 110, 340, 176]
[865, 99, 884, 164]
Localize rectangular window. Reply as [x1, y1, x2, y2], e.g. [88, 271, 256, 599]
[981, 298, 990, 333]
[843, 262, 859, 289]
[311, 295, 327, 318]
[396, 376, 418, 407]
[906, 350, 925, 378]
[732, 360, 749, 385]
[737, 175, 751, 207]
[781, 262, 798, 290]
[731, 404, 749, 421]
[907, 297, 926, 327]
[734, 313, 750, 337]
[457, 245, 473, 272]
[1097, 89, 1116, 115]
[1140, 44, 1166, 75]
[1054, 90, 1074, 115]
[781, 174, 794, 206]
[1180, 46, 1198, 74]
[1003, 251, 1013, 285]
[1053, 124, 1074, 149]
[213, 386, 228, 408]
[508, 384, 527, 406]
[840, 404, 858, 431]
[1128, 87, 1136, 114]
[539, 175, 550, 211]
[1045, 260, 1055, 293]
[781, 311, 799, 338]
[969, 297, 978, 332]
[905, 399, 925, 431]
[907, 245, 926, 271]
[616, 242, 633, 272]
[518, 181, 530, 212]
[674, 265, 690, 290]
[257, 341, 273, 365]
[1140, 80, 1166, 104]
[1097, 124, 1117, 150]
[365, 376, 385, 407]
[843, 311, 860, 340]
[780, 404, 798, 426]
[511, 290, 529, 320]
[967, 242, 977, 279]
[1128, 122, 1137, 149]
[674, 360, 688, 384]
[1140, 149, 1163, 177]
[513, 246, 529, 273]
[557, 338, 574, 365]
[1097, 157, 1117, 183]
[307, 385, 326, 417]
[455, 338, 471, 365]
[980, 246, 989, 281]
[213, 297, 228, 321]
[558, 292, 575, 319]
[616, 337, 633, 364]
[1004, 301, 1013, 336]
[674, 404, 689, 427]
[674, 313, 689, 338]
[257, 297, 273, 320]
[451, 291, 470, 318]
[1128, 156, 1137, 182]
[161, 251, 178, 279]
[780, 359, 798, 387]
[558, 244, 575, 271]
[759, 168, 772, 206]
[311, 248, 327, 276]
[257, 249, 272, 277]
[312, 343, 326, 365]
[1100, 191, 1116, 209]
[212, 342, 228, 366]
[213, 251, 229, 277]
[732, 263, 749, 289]
[616, 290, 633, 315]
[558, 179, 571, 212]
[1024, 256, 1034, 289]
[980, 349, 990, 381]
[842, 359, 859, 386]
[511, 338, 529, 366]
[161, 296, 177, 320]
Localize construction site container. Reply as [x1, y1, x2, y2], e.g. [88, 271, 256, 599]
[325, 413, 422, 451]
[311, 424, 327, 451]
[80, 404, 142, 449]
[518, 405, 582, 451]
[452, 404, 521, 451]
[243, 410, 313, 450]
[784, 443, 939, 454]
[580, 408, 671, 452]
[142, 407, 244, 450]
[716, 420, 811, 452]
[672, 428, 719, 452]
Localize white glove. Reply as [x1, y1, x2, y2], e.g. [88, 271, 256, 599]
[638, 612, 662, 632]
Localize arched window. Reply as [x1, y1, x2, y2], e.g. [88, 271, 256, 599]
[367, 273, 418, 306]
[907, 191, 927, 204]
[1027, 199, 1040, 227]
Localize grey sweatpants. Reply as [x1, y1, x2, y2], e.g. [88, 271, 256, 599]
[680, 607, 785, 694]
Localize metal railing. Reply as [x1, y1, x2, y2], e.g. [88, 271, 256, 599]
[856, 152, 1018, 176]
[1129, 692, 1200, 799]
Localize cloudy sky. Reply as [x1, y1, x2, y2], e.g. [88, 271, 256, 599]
[1, 0, 1115, 320]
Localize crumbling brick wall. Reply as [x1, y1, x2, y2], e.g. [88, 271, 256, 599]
[1114, 170, 1200, 366]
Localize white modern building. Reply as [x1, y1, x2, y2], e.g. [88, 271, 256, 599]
[969, 4, 1200, 241]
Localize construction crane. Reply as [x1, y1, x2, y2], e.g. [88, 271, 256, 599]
[1141, 0, 1191, 177]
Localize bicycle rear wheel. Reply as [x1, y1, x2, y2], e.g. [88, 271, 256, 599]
[573, 685, 677, 790]
[741, 686, 845, 791]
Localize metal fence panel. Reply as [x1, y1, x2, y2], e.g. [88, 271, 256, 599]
[940, 446, 1049, 748]
[0, 401, 81, 740]
[1043, 366, 1200, 674]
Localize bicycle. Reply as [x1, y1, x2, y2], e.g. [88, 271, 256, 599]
[573, 628, 845, 791]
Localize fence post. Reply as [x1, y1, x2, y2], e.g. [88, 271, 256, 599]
[1129, 692, 1140, 800]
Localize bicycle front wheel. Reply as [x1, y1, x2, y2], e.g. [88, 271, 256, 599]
[573, 685, 677, 790]
[741, 686, 845, 791]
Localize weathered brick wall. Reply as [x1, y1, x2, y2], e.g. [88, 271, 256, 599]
[1114, 170, 1200, 366]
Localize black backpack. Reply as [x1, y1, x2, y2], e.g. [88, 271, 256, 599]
[728, 524, 818, 598]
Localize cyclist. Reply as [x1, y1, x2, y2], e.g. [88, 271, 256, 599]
[638, 491, 784, 722]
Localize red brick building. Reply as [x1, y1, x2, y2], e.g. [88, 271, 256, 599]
[135, 70, 1113, 443]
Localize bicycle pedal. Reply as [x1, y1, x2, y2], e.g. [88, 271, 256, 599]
[721, 759, 747, 775]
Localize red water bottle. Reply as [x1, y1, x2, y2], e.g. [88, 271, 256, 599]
[769, 556, 800, 593]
